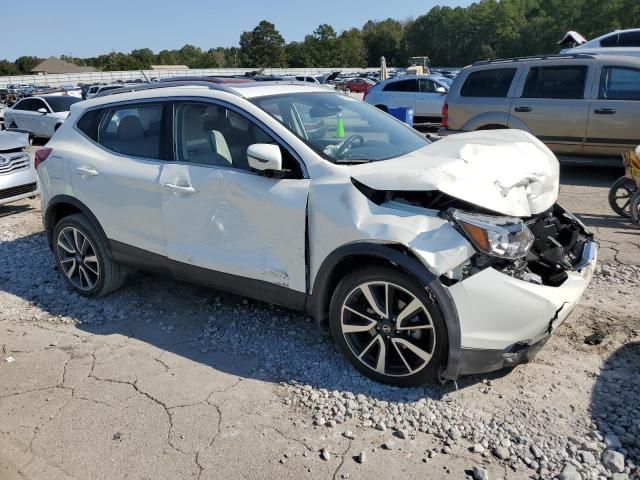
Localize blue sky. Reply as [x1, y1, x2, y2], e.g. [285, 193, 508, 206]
[5, 0, 473, 60]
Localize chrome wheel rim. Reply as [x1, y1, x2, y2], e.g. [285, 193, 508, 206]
[340, 281, 436, 377]
[56, 227, 100, 291]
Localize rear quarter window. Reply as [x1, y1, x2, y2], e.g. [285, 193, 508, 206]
[522, 66, 588, 99]
[460, 68, 516, 97]
[76, 109, 102, 141]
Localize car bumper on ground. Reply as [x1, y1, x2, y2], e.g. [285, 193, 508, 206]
[448, 241, 597, 376]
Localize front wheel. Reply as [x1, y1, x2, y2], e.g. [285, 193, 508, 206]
[631, 191, 640, 225]
[608, 176, 638, 218]
[53, 214, 127, 297]
[329, 267, 447, 387]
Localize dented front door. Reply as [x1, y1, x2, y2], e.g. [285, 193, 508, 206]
[160, 163, 309, 292]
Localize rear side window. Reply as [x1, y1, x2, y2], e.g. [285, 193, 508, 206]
[460, 68, 516, 97]
[393, 79, 419, 92]
[522, 66, 587, 99]
[600, 34, 619, 47]
[77, 109, 102, 141]
[619, 31, 640, 47]
[599, 67, 640, 100]
[96, 103, 170, 159]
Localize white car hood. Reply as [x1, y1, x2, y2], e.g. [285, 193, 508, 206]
[350, 129, 559, 217]
[0, 130, 29, 151]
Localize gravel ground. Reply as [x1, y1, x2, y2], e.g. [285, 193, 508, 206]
[0, 164, 639, 480]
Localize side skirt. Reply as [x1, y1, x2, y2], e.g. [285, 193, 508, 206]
[109, 240, 307, 311]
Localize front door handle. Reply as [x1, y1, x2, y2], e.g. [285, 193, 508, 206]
[514, 106, 532, 113]
[163, 183, 198, 194]
[594, 108, 616, 115]
[76, 166, 98, 177]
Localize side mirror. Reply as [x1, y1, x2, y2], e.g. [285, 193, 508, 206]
[247, 144, 282, 171]
[435, 86, 447, 94]
[37, 107, 48, 114]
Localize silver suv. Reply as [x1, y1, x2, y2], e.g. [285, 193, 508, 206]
[441, 54, 640, 158]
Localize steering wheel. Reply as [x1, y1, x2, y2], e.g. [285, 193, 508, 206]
[335, 135, 365, 159]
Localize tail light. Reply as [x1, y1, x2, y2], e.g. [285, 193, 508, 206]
[34, 148, 52, 169]
[442, 102, 449, 129]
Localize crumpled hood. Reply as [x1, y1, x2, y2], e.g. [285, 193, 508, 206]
[350, 129, 559, 217]
[0, 130, 29, 151]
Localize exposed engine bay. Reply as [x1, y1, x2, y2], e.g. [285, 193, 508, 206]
[351, 180, 594, 288]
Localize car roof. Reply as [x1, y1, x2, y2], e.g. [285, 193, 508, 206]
[470, 53, 640, 67]
[79, 81, 332, 107]
[159, 76, 255, 84]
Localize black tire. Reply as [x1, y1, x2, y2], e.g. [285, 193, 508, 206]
[608, 176, 638, 218]
[329, 266, 447, 387]
[631, 191, 640, 225]
[52, 214, 126, 297]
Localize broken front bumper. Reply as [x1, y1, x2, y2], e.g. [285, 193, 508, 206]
[447, 240, 597, 376]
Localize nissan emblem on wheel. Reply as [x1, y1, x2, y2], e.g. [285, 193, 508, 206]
[36, 80, 596, 386]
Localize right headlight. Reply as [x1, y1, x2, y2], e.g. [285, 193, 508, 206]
[450, 209, 534, 259]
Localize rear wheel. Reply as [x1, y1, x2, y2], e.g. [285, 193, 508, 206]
[329, 267, 447, 387]
[608, 176, 638, 218]
[53, 214, 126, 297]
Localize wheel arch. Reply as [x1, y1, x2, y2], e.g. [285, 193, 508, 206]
[308, 241, 462, 380]
[44, 195, 108, 251]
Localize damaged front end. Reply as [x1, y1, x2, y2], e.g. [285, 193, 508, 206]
[445, 203, 595, 288]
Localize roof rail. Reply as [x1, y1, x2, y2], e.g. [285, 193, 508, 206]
[471, 53, 596, 66]
[93, 80, 240, 98]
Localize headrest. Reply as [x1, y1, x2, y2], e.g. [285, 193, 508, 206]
[117, 115, 144, 141]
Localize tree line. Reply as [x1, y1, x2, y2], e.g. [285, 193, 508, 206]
[1, 0, 638, 76]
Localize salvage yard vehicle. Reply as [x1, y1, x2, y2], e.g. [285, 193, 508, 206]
[561, 28, 640, 57]
[440, 54, 640, 159]
[37, 81, 596, 386]
[0, 130, 38, 205]
[364, 75, 450, 125]
[4, 95, 82, 139]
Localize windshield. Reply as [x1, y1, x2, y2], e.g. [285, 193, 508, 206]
[45, 96, 82, 112]
[252, 92, 429, 163]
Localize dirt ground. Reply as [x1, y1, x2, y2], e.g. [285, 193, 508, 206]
[0, 162, 638, 480]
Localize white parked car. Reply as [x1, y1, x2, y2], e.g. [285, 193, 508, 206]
[85, 84, 125, 100]
[364, 75, 451, 124]
[4, 96, 82, 138]
[561, 28, 640, 57]
[0, 130, 38, 205]
[36, 82, 596, 386]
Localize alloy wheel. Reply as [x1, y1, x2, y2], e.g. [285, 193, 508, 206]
[340, 281, 437, 377]
[56, 226, 100, 291]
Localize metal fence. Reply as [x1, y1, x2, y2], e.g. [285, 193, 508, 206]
[0, 67, 378, 87]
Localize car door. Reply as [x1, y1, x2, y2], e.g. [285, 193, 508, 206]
[30, 98, 53, 137]
[159, 100, 310, 299]
[509, 63, 593, 155]
[8, 98, 37, 131]
[71, 101, 170, 257]
[388, 79, 418, 111]
[415, 78, 446, 121]
[584, 65, 640, 157]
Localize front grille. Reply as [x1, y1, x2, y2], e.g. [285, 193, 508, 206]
[0, 182, 37, 200]
[0, 153, 30, 175]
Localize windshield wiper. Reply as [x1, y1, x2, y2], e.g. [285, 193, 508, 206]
[333, 158, 371, 164]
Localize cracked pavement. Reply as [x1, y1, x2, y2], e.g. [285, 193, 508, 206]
[1, 164, 639, 479]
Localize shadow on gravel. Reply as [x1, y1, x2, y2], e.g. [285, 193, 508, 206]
[559, 164, 623, 188]
[1, 231, 492, 403]
[0, 202, 35, 219]
[574, 212, 640, 233]
[591, 342, 640, 465]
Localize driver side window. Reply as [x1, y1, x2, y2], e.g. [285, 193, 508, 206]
[175, 102, 303, 178]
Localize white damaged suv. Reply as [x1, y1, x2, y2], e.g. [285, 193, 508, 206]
[36, 82, 596, 386]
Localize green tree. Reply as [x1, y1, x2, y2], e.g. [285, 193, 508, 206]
[14, 56, 43, 74]
[362, 19, 407, 66]
[239, 20, 287, 67]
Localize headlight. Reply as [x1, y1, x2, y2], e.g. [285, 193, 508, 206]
[450, 209, 534, 259]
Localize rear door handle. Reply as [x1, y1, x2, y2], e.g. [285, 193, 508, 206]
[514, 106, 532, 113]
[163, 183, 198, 194]
[594, 108, 616, 115]
[76, 166, 98, 177]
